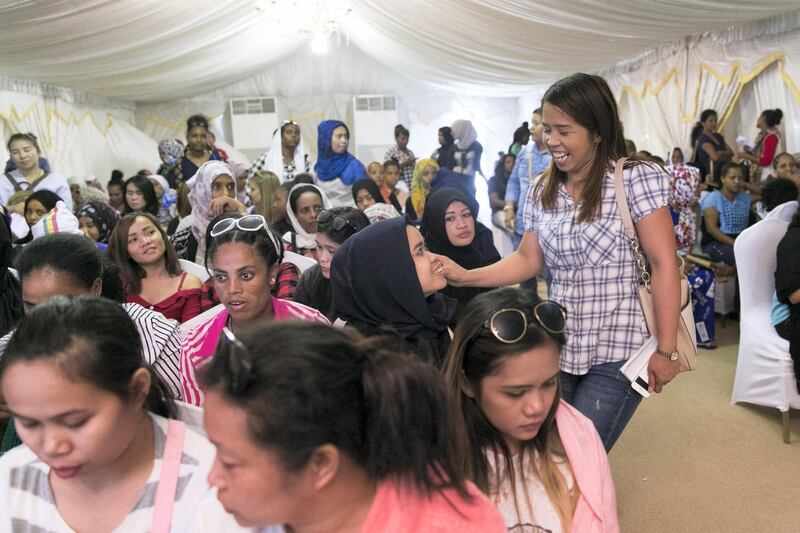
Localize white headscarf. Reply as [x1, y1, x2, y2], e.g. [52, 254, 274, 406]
[451, 119, 478, 151]
[260, 124, 309, 183]
[187, 160, 234, 262]
[283, 182, 333, 250]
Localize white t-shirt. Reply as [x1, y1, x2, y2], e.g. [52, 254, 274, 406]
[0, 169, 73, 212]
[0, 413, 246, 533]
[486, 449, 574, 533]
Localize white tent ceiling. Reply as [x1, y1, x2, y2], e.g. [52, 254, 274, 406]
[1, 0, 797, 102]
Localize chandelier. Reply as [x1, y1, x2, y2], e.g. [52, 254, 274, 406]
[256, 0, 353, 53]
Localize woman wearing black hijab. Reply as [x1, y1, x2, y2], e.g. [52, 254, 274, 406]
[331, 216, 457, 367]
[421, 187, 500, 314]
[432, 127, 458, 171]
[350, 178, 402, 213]
[0, 209, 22, 337]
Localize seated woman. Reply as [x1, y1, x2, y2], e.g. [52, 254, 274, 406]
[771, 152, 800, 187]
[3, 233, 184, 398]
[107, 174, 127, 214]
[283, 183, 332, 257]
[2, 133, 71, 212]
[170, 160, 246, 265]
[700, 162, 752, 265]
[314, 119, 367, 206]
[761, 178, 799, 215]
[442, 288, 618, 531]
[245, 170, 280, 220]
[350, 177, 401, 213]
[107, 213, 203, 323]
[774, 210, 800, 391]
[294, 207, 370, 321]
[421, 187, 500, 313]
[488, 153, 515, 233]
[0, 296, 241, 531]
[148, 174, 175, 227]
[331, 216, 457, 367]
[17, 189, 62, 244]
[180, 214, 329, 406]
[406, 158, 439, 221]
[201, 321, 506, 532]
[124, 174, 160, 218]
[383, 159, 408, 210]
[77, 200, 121, 249]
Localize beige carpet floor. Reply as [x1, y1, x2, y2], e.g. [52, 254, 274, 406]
[610, 320, 800, 532]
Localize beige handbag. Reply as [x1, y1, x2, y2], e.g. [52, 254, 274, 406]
[613, 158, 698, 373]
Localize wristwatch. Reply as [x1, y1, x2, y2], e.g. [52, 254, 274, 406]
[656, 347, 679, 361]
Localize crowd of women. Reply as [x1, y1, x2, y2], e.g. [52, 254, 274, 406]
[0, 70, 796, 532]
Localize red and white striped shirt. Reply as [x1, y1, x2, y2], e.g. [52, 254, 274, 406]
[180, 298, 330, 405]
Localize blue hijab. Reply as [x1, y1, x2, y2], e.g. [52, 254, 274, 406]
[314, 120, 367, 185]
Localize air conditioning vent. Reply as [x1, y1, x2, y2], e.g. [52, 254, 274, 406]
[228, 97, 281, 150]
[354, 95, 396, 112]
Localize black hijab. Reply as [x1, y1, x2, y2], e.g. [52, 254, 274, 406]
[351, 178, 385, 206]
[0, 210, 22, 337]
[331, 217, 456, 341]
[420, 187, 500, 310]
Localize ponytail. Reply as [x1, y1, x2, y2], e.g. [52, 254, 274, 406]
[200, 321, 471, 499]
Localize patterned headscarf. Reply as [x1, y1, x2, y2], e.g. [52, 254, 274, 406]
[77, 201, 121, 244]
[187, 160, 234, 260]
[158, 139, 184, 161]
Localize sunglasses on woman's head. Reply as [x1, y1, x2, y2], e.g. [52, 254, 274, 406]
[317, 209, 358, 233]
[480, 300, 567, 344]
[210, 214, 281, 256]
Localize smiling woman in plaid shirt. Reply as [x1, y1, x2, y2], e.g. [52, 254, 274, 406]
[439, 73, 681, 451]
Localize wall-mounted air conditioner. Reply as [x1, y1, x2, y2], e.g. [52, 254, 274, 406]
[227, 97, 284, 161]
[352, 95, 398, 163]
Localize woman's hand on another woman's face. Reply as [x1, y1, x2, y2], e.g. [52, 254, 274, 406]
[434, 253, 469, 287]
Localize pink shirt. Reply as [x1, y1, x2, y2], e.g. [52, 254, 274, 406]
[362, 477, 505, 533]
[180, 298, 330, 405]
[556, 400, 620, 532]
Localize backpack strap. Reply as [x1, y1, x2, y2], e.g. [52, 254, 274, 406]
[3, 172, 22, 193]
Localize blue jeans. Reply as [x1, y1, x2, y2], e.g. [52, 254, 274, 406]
[559, 360, 642, 451]
[703, 240, 736, 266]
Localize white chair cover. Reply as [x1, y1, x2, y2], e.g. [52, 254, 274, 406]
[283, 251, 317, 274]
[731, 203, 800, 412]
[178, 258, 210, 283]
[765, 200, 799, 222]
[180, 303, 224, 334]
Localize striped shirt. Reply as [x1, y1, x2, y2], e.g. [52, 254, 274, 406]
[0, 413, 245, 532]
[522, 161, 669, 374]
[180, 298, 330, 406]
[0, 303, 183, 401]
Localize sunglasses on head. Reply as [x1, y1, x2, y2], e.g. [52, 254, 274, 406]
[480, 300, 567, 344]
[210, 214, 281, 257]
[317, 209, 358, 233]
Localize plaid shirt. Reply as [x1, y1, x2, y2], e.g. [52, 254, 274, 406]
[523, 161, 669, 374]
[384, 145, 416, 189]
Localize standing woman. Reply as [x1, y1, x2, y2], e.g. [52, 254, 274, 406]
[201, 322, 506, 532]
[451, 119, 484, 183]
[123, 175, 160, 217]
[107, 213, 203, 323]
[384, 124, 416, 190]
[180, 215, 329, 405]
[737, 108, 783, 181]
[421, 187, 500, 314]
[167, 115, 227, 186]
[442, 288, 618, 531]
[331, 217, 457, 367]
[2, 133, 72, 212]
[432, 126, 458, 171]
[691, 109, 734, 185]
[250, 120, 311, 183]
[440, 73, 681, 451]
[406, 158, 439, 221]
[314, 119, 367, 206]
[294, 207, 370, 321]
